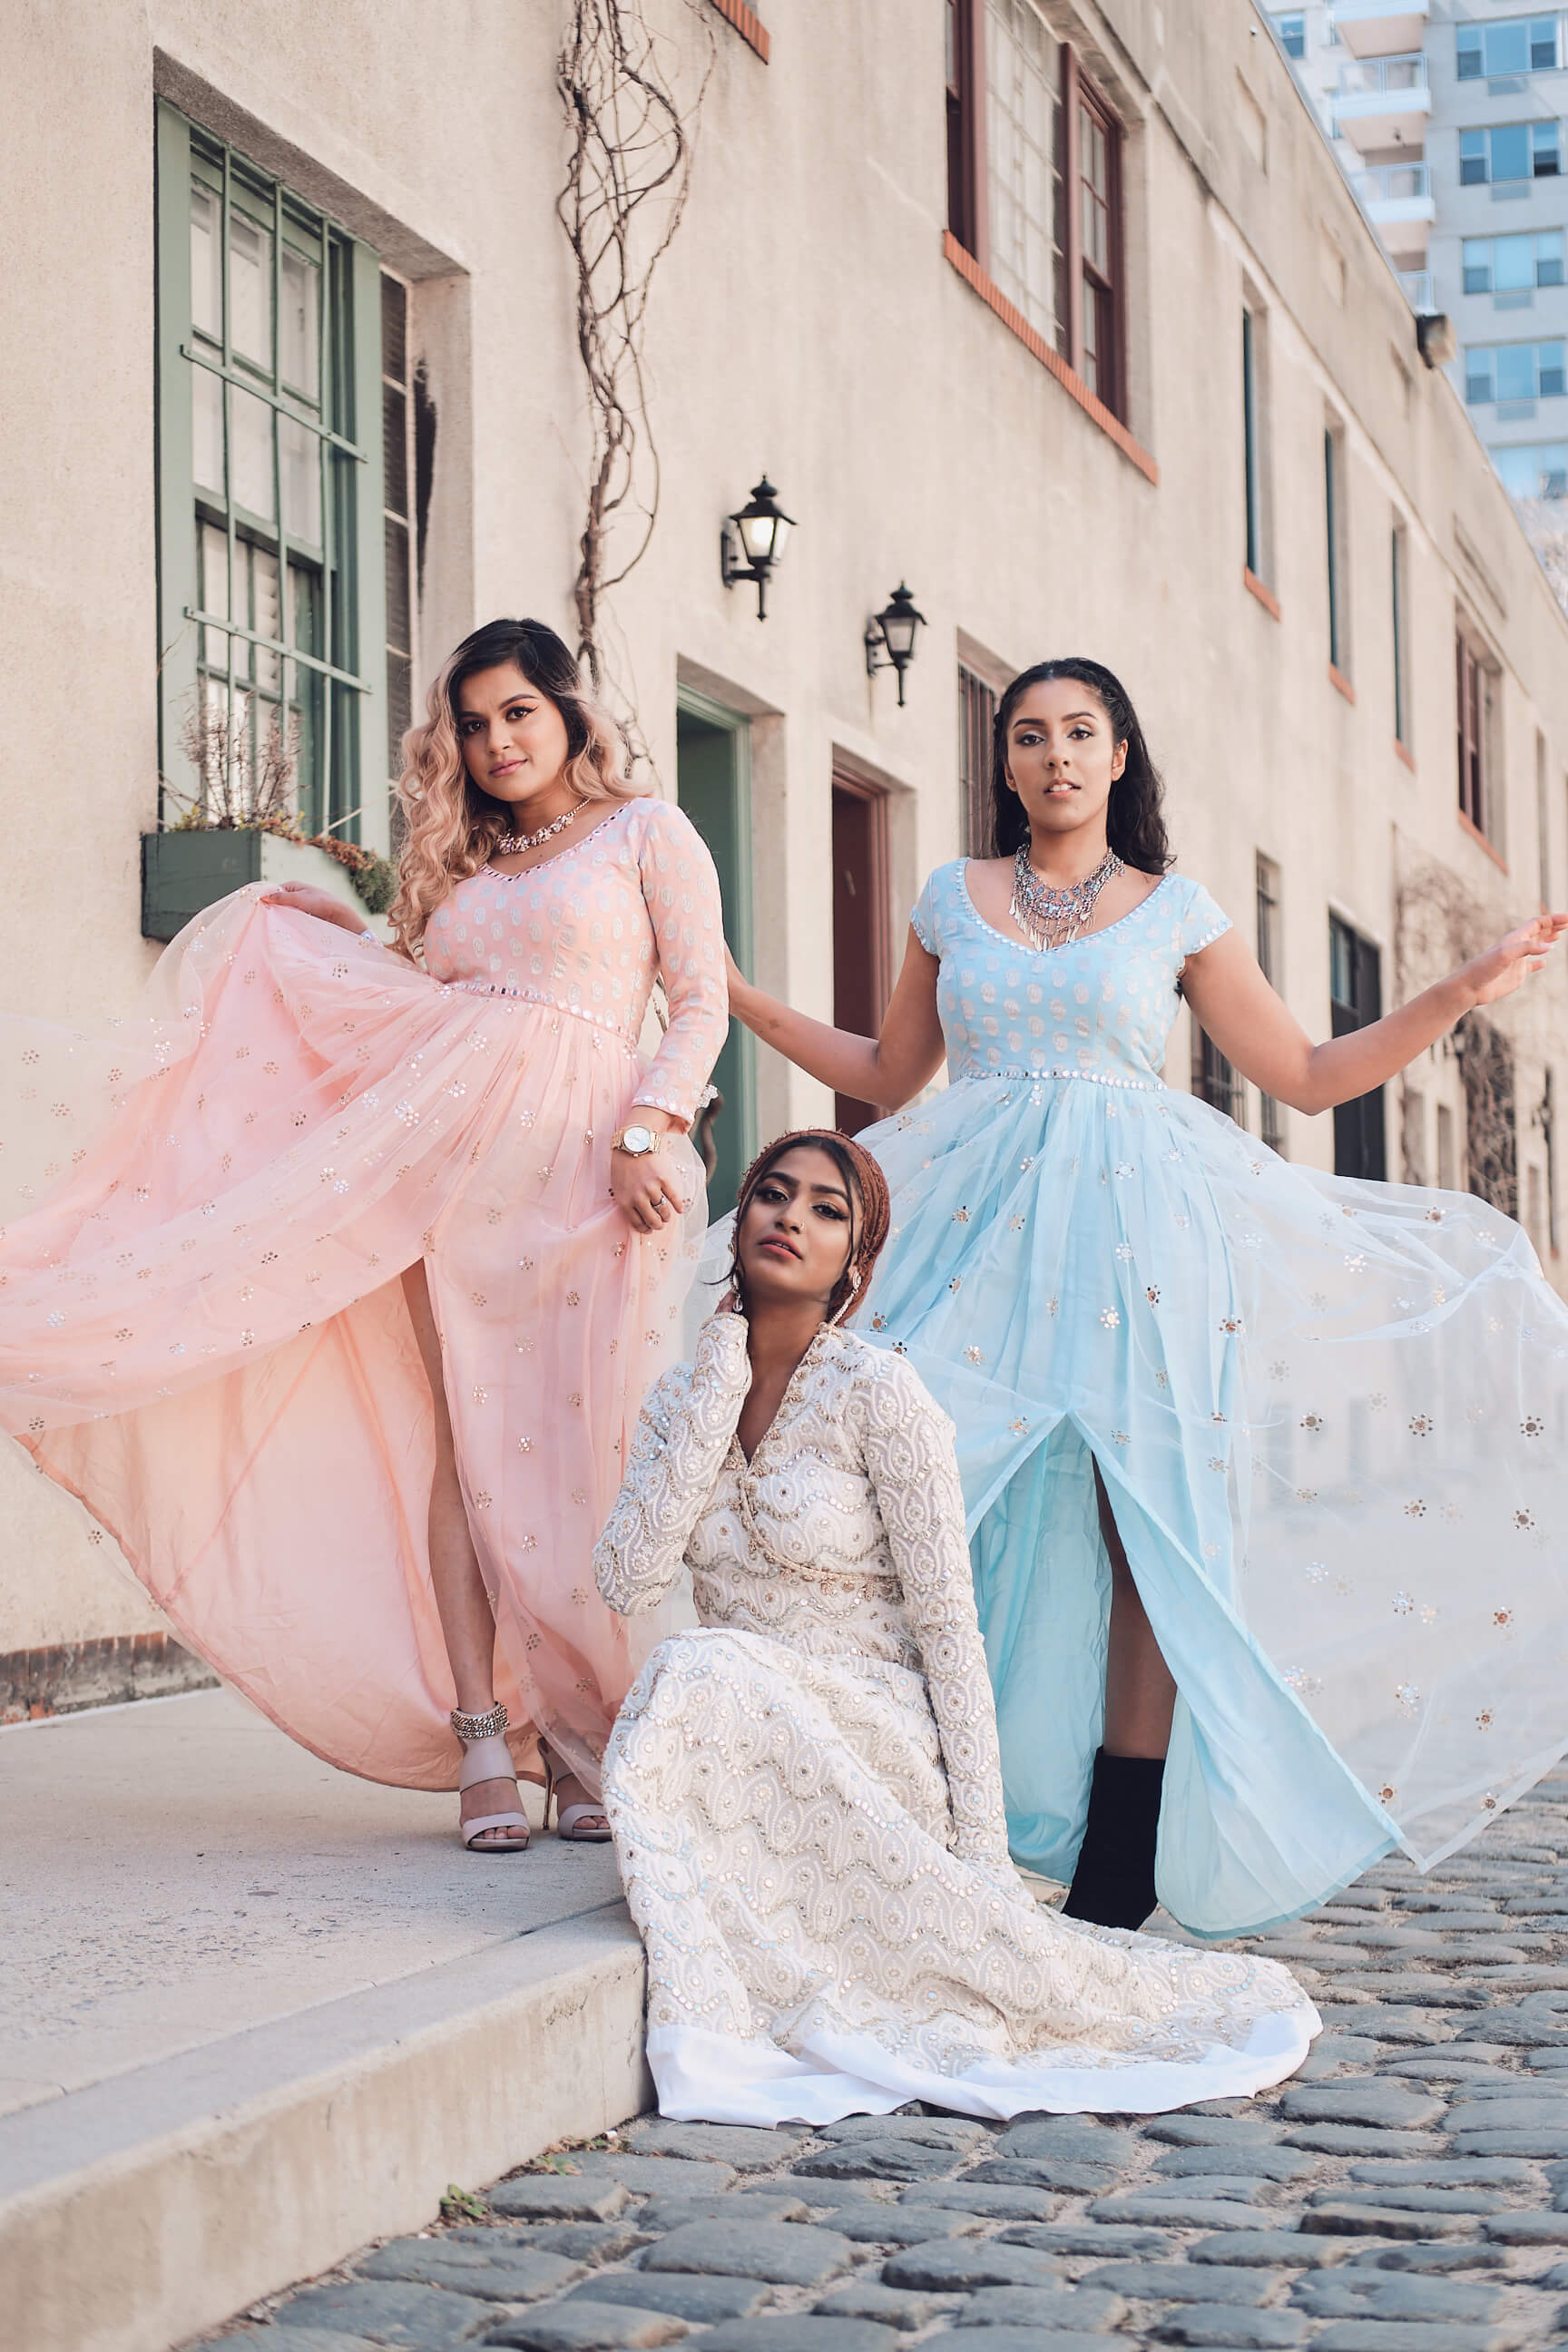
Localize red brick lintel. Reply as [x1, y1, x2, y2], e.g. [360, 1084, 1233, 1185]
[1244, 567, 1281, 619]
[710, 0, 769, 60]
[943, 231, 1159, 486]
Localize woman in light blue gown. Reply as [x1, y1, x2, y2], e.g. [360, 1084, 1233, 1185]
[726, 658, 1568, 1942]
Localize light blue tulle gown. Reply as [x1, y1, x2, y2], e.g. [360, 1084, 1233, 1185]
[855, 861, 1568, 1939]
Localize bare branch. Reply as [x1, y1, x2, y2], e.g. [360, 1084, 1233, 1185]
[556, 0, 713, 718]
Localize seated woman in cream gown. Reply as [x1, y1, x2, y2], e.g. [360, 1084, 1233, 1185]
[593, 1129, 1318, 2126]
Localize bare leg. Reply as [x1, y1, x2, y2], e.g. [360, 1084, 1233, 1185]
[1060, 1464, 1175, 1926]
[402, 1262, 528, 1845]
[1094, 1462, 1176, 1759]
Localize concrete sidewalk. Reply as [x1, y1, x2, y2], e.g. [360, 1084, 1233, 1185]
[0, 1690, 650, 2352]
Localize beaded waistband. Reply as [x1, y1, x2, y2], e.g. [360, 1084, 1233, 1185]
[952, 1065, 1163, 1093]
[442, 977, 639, 1047]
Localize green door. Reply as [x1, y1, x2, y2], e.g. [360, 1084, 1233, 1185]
[677, 689, 756, 1210]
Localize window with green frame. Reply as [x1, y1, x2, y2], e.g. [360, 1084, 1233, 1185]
[155, 103, 387, 846]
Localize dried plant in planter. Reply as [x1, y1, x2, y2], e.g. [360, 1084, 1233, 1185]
[175, 700, 300, 830]
[167, 696, 397, 916]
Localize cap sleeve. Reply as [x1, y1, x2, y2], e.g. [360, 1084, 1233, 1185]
[910, 867, 945, 956]
[1177, 877, 1232, 964]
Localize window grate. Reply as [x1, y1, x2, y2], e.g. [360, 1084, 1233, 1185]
[382, 273, 416, 779]
[958, 665, 998, 857]
[156, 105, 387, 843]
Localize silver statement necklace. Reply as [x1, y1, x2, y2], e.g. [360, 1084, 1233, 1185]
[494, 797, 590, 855]
[1009, 843, 1123, 950]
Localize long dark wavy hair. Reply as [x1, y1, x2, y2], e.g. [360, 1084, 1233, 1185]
[987, 658, 1172, 876]
[388, 618, 638, 956]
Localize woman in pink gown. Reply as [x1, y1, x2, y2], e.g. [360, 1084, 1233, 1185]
[0, 618, 727, 1847]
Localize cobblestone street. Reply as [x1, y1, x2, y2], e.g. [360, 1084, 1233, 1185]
[192, 1765, 1568, 2352]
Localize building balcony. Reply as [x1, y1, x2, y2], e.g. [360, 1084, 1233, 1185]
[1333, 53, 1432, 151]
[1399, 268, 1436, 310]
[1329, 1, 1431, 61]
[1352, 161, 1436, 258]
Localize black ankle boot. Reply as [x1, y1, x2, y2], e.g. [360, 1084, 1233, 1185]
[1060, 1748, 1165, 1929]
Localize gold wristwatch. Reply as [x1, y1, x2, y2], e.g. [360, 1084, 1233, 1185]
[612, 1122, 672, 1157]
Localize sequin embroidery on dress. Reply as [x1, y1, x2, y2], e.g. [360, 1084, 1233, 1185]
[596, 1312, 1317, 2126]
[855, 858, 1568, 1936]
[0, 796, 727, 1796]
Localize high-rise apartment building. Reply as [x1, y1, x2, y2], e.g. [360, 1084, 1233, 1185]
[1268, 3, 1568, 527]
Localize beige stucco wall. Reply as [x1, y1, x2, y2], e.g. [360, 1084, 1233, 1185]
[4, 0, 1567, 1667]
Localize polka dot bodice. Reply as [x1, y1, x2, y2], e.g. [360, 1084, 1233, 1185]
[421, 796, 728, 1121]
[910, 862, 1231, 1090]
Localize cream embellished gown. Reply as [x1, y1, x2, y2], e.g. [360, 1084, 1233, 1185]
[593, 1312, 1317, 2125]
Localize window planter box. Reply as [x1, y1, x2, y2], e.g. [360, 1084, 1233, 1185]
[141, 829, 386, 943]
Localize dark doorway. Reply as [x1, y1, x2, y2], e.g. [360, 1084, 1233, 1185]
[676, 691, 756, 1210]
[1329, 914, 1387, 1180]
[831, 772, 893, 1134]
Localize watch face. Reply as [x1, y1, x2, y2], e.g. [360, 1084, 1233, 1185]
[622, 1124, 654, 1154]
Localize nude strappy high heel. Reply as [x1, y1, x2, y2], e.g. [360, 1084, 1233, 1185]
[452, 1701, 531, 1853]
[544, 1752, 613, 1843]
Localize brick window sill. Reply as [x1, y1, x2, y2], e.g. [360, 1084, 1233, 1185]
[1244, 567, 1280, 619]
[1458, 806, 1508, 871]
[1395, 738, 1416, 772]
[710, 0, 768, 59]
[1328, 663, 1356, 704]
[943, 231, 1158, 485]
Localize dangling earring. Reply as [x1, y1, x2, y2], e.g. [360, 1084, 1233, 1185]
[828, 1265, 863, 1328]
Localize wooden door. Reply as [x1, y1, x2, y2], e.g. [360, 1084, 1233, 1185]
[831, 772, 893, 1134]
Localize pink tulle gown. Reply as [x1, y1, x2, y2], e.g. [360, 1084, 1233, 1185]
[0, 796, 727, 1795]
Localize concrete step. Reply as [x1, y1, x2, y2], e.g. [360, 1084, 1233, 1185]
[0, 1690, 650, 2352]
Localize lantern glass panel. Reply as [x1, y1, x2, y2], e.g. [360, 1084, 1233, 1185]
[740, 510, 777, 562]
[882, 606, 919, 658]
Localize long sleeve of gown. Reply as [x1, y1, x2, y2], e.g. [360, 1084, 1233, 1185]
[632, 799, 730, 1123]
[594, 1311, 751, 1615]
[856, 1354, 1014, 1877]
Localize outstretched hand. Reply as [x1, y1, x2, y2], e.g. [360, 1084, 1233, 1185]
[1463, 914, 1568, 1007]
[260, 882, 364, 934]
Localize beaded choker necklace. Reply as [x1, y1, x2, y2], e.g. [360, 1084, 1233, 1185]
[494, 797, 589, 855]
[1009, 844, 1123, 950]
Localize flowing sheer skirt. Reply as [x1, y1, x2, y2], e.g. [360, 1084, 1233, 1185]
[855, 1073, 1568, 1936]
[0, 887, 702, 1789]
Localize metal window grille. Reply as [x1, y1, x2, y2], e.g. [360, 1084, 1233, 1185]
[382, 273, 417, 783]
[958, 665, 997, 856]
[1192, 1028, 1246, 1126]
[155, 104, 386, 843]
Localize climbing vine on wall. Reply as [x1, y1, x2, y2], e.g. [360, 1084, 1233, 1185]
[556, 0, 713, 701]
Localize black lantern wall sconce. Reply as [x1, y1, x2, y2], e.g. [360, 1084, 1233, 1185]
[864, 583, 926, 706]
[720, 475, 794, 620]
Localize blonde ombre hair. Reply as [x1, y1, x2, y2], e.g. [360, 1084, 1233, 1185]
[389, 617, 643, 956]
